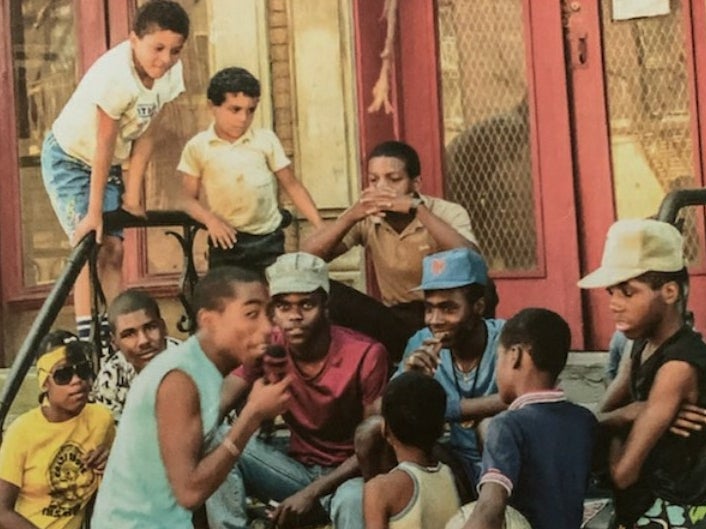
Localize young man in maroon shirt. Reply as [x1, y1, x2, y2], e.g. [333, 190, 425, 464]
[207, 252, 388, 529]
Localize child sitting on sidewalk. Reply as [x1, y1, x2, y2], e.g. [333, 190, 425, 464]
[461, 308, 596, 529]
[179, 67, 322, 270]
[363, 371, 460, 529]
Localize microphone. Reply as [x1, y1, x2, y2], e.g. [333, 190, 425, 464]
[263, 344, 288, 384]
[259, 344, 288, 440]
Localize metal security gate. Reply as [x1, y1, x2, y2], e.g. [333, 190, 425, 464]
[354, 0, 706, 348]
[438, 0, 539, 274]
[567, 0, 706, 347]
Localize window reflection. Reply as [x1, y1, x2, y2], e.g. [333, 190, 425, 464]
[12, 0, 76, 286]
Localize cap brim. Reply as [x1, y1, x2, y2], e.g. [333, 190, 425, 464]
[577, 266, 648, 289]
[269, 279, 330, 296]
[411, 279, 476, 292]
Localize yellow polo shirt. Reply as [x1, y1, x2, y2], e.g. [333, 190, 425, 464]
[341, 195, 476, 306]
[177, 126, 290, 235]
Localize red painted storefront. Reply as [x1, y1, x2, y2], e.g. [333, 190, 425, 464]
[2, 1, 706, 358]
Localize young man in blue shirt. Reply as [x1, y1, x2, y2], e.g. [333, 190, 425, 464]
[357, 247, 506, 501]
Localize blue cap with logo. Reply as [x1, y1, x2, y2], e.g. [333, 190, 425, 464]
[413, 247, 488, 291]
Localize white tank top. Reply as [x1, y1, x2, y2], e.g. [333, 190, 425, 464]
[389, 461, 461, 529]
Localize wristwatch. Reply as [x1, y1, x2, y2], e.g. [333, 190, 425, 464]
[408, 196, 423, 215]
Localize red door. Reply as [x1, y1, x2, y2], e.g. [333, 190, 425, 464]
[567, 0, 706, 348]
[354, 0, 706, 349]
[354, 0, 588, 348]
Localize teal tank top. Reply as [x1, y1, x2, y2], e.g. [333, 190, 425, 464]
[91, 335, 223, 529]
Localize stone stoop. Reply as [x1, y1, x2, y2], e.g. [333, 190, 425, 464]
[1, 353, 610, 426]
[0, 355, 611, 529]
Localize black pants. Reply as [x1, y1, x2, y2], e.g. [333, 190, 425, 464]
[328, 280, 424, 365]
[208, 229, 285, 272]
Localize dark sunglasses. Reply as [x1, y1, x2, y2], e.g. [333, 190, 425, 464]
[51, 361, 93, 385]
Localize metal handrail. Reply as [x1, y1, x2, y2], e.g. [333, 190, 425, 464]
[2, 189, 704, 432]
[0, 210, 202, 434]
[657, 188, 706, 224]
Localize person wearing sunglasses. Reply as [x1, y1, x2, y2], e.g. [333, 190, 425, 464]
[0, 331, 115, 529]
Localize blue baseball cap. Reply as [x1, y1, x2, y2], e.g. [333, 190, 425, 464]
[413, 248, 488, 291]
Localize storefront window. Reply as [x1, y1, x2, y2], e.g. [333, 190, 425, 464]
[11, 0, 76, 286]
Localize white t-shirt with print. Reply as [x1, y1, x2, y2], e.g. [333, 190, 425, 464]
[52, 40, 184, 166]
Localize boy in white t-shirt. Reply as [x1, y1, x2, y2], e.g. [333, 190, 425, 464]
[178, 67, 323, 270]
[41, 0, 190, 341]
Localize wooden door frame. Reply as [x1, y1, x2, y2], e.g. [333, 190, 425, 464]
[352, 0, 444, 196]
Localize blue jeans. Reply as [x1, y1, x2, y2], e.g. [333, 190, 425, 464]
[206, 425, 364, 529]
[41, 132, 124, 239]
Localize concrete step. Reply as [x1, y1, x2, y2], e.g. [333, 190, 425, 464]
[1, 352, 609, 429]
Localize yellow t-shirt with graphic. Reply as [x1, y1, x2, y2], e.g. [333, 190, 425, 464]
[0, 403, 115, 529]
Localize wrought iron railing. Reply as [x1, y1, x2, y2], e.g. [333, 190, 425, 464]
[0, 210, 202, 435]
[656, 188, 706, 225]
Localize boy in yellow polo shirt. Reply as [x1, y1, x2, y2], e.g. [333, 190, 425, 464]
[179, 67, 322, 270]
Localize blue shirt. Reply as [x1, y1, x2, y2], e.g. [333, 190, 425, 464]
[396, 319, 504, 482]
[479, 391, 597, 529]
[91, 336, 223, 529]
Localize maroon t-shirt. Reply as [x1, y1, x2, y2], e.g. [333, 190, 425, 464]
[234, 325, 388, 466]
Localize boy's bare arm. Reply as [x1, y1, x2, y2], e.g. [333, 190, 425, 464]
[274, 166, 323, 228]
[218, 372, 250, 423]
[122, 113, 162, 216]
[179, 172, 236, 249]
[462, 482, 507, 529]
[416, 203, 480, 252]
[610, 360, 698, 489]
[595, 349, 643, 430]
[363, 475, 392, 529]
[459, 394, 507, 423]
[73, 108, 119, 245]
[156, 370, 290, 510]
[0, 480, 39, 529]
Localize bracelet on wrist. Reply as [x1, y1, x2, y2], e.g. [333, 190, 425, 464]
[222, 437, 241, 458]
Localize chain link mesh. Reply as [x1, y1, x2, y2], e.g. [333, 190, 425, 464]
[438, 0, 538, 273]
[601, 0, 702, 264]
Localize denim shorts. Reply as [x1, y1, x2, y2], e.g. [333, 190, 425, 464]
[41, 132, 124, 239]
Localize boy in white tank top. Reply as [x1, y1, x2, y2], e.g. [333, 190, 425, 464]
[363, 371, 460, 529]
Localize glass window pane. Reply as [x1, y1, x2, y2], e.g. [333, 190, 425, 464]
[12, 0, 76, 287]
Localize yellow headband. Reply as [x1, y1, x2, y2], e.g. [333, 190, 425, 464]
[37, 346, 68, 391]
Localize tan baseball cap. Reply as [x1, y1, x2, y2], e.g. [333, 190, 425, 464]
[266, 252, 330, 296]
[578, 219, 685, 289]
